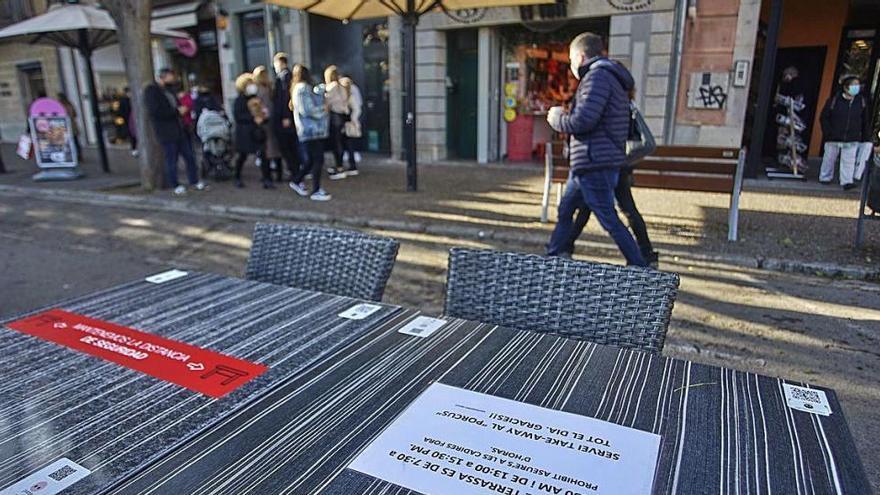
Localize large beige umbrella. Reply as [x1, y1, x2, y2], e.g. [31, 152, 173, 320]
[266, 0, 550, 191]
[0, 3, 189, 174]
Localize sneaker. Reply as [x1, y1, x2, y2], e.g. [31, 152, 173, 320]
[843, 183, 856, 191]
[329, 170, 347, 180]
[326, 166, 343, 176]
[304, 173, 313, 180]
[262, 180, 275, 189]
[819, 180, 832, 185]
[194, 181, 209, 191]
[289, 181, 308, 197]
[173, 185, 186, 195]
[310, 189, 332, 201]
[345, 169, 359, 177]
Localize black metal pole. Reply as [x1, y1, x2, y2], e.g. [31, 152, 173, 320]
[403, 4, 418, 192]
[78, 29, 110, 173]
[745, 0, 783, 178]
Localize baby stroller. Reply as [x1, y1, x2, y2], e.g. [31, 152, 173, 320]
[197, 110, 233, 180]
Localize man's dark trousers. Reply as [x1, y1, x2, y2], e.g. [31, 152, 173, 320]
[567, 168, 655, 260]
[547, 168, 647, 266]
[161, 136, 198, 188]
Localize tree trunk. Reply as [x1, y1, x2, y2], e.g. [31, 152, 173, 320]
[103, 0, 162, 190]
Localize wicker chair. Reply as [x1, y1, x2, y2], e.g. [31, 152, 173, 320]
[245, 223, 400, 301]
[443, 248, 680, 354]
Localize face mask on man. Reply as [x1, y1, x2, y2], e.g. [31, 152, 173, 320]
[246, 84, 258, 96]
[569, 51, 583, 79]
[847, 84, 861, 97]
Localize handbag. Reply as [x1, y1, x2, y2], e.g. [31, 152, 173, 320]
[624, 102, 656, 166]
[344, 120, 362, 138]
[16, 134, 32, 160]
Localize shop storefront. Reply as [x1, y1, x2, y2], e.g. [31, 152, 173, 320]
[498, 20, 607, 162]
[407, 0, 678, 164]
[747, 0, 880, 179]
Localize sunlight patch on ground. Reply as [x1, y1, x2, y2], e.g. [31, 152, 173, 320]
[406, 210, 544, 229]
[120, 217, 153, 227]
[24, 209, 53, 219]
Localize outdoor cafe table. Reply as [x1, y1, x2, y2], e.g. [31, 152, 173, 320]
[111, 312, 869, 492]
[0, 273, 871, 495]
[0, 272, 401, 494]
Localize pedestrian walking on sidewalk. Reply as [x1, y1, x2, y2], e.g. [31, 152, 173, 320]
[232, 72, 272, 189]
[553, 84, 658, 266]
[324, 65, 350, 180]
[253, 66, 284, 183]
[289, 65, 332, 201]
[545, 33, 647, 267]
[819, 75, 874, 190]
[339, 76, 363, 175]
[144, 68, 206, 195]
[272, 52, 300, 184]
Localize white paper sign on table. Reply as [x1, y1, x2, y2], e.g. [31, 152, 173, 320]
[0, 457, 91, 495]
[339, 303, 383, 320]
[398, 316, 446, 338]
[783, 383, 832, 416]
[145, 269, 189, 284]
[349, 383, 661, 495]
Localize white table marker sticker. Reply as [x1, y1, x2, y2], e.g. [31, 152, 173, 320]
[783, 383, 832, 416]
[398, 316, 446, 338]
[145, 269, 189, 284]
[339, 303, 383, 320]
[0, 458, 91, 495]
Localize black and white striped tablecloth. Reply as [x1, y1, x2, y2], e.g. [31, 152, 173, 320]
[110, 315, 871, 495]
[0, 272, 401, 495]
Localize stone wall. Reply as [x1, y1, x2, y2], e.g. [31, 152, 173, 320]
[607, 10, 676, 143]
[0, 43, 61, 141]
[672, 0, 761, 148]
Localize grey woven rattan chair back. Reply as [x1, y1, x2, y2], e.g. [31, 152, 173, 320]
[246, 223, 400, 301]
[443, 248, 680, 354]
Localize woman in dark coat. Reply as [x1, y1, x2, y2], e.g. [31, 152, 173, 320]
[233, 72, 272, 189]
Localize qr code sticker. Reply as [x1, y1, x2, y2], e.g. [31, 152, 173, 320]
[790, 387, 822, 403]
[48, 464, 77, 481]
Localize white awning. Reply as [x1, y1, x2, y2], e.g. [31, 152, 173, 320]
[152, 1, 202, 31]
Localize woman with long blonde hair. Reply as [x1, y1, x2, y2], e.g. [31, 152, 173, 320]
[288, 64, 331, 201]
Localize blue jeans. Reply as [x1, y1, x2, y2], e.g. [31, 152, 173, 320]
[547, 169, 647, 267]
[161, 136, 198, 188]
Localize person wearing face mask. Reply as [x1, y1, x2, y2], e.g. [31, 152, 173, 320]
[233, 72, 272, 189]
[144, 68, 206, 195]
[544, 32, 647, 267]
[820, 75, 874, 190]
[272, 52, 300, 183]
[252, 65, 283, 182]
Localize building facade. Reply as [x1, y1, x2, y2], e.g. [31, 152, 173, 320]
[2, 0, 878, 180]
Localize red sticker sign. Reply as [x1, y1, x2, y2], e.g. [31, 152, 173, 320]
[5, 309, 268, 398]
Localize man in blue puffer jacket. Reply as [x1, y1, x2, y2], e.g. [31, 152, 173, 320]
[546, 32, 647, 267]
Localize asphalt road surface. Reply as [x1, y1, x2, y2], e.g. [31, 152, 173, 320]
[1, 193, 878, 489]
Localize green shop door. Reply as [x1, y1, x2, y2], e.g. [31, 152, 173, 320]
[446, 29, 478, 160]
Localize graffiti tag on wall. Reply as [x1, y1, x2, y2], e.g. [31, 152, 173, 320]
[687, 72, 730, 110]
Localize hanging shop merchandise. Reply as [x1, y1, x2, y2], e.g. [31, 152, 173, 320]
[503, 42, 577, 161]
[768, 66, 807, 179]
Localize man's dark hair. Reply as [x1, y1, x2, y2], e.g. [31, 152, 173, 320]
[570, 32, 605, 59]
[158, 67, 175, 78]
[840, 75, 860, 88]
